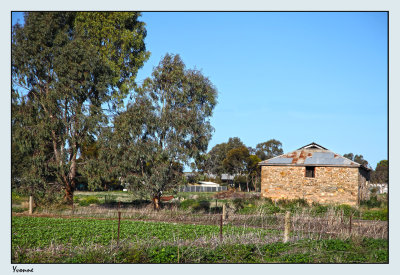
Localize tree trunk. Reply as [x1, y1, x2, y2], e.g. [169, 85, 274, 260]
[64, 153, 77, 205]
[152, 196, 161, 210]
[64, 150, 76, 205]
[64, 180, 74, 204]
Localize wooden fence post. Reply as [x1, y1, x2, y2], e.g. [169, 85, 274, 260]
[117, 211, 121, 246]
[284, 211, 291, 243]
[29, 196, 33, 215]
[222, 204, 227, 220]
[220, 214, 223, 242]
[349, 213, 352, 236]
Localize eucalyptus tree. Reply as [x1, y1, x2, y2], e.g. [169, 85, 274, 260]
[204, 137, 245, 175]
[343, 153, 369, 167]
[103, 54, 217, 209]
[371, 160, 388, 184]
[12, 12, 149, 204]
[256, 139, 283, 160]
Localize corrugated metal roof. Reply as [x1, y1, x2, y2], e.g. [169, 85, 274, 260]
[268, 158, 293, 164]
[259, 142, 365, 168]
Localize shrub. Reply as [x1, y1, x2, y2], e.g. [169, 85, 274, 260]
[210, 206, 223, 214]
[237, 204, 257, 214]
[149, 246, 178, 263]
[104, 195, 117, 204]
[179, 199, 197, 210]
[192, 200, 210, 213]
[232, 198, 245, 212]
[78, 196, 100, 206]
[311, 203, 328, 215]
[262, 197, 274, 204]
[360, 196, 382, 209]
[131, 199, 151, 208]
[292, 198, 309, 207]
[362, 208, 388, 221]
[12, 191, 24, 203]
[335, 204, 359, 217]
[259, 204, 281, 214]
[276, 198, 290, 207]
[12, 207, 26, 213]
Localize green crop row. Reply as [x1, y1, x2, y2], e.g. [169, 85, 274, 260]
[12, 216, 270, 249]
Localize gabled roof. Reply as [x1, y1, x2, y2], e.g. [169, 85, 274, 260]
[259, 142, 370, 170]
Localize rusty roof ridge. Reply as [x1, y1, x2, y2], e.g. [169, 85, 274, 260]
[258, 142, 371, 170]
[297, 142, 328, 150]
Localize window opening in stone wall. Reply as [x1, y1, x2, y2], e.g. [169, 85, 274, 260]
[305, 166, 315, 178]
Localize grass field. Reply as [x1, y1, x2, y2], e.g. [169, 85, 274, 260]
[12, 216, 388, 263]
[11, 190, 388, 263]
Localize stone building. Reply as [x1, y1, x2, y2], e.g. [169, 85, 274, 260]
[259, 142, 371, 206]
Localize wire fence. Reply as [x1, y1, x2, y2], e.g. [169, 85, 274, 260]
[178, 186, 228, 192]
[33, 205, 388, 241]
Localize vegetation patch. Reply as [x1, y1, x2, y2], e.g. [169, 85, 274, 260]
[12, 234, 388, 264]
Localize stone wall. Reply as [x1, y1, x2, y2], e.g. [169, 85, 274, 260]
[261, 166, 361, 206]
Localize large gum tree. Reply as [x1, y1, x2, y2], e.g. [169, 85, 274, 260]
[12, 12, 149, 204]
[99, 54, 218, 209]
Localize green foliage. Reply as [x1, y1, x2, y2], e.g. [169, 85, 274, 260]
[223, 146, 250, 176]
[12, 207, 27, 213]
[360, 195, 383, 208]
[104, 194, 117, 204]
[179, 199, 211, 212]
[78, 196, 100, 206]
[12, 191, 25, 204]
[311, 203, 329, 215]
[237, 204, 257, 214]
[11, 217, 388, 264]
[255, 139, 283, 161]
[12, 216, 269, 250]
[191, 200, 211, 213]
[204, 137, 245, 175]
[102, 53, 217, 208]
[12, 12, 149, 203]
[371, 160, 388, 183]
[117, 247, 149, 263]
[335, 204, 359, 217]
[362, 208, 388, 221]
[179, 199, 197, 210]
[322, 239, 351, 251]
[149, 247, 178, 263]
[343, 153, 369, 167]
[210, 206, 223, 214]
[232, 198, 245, 212]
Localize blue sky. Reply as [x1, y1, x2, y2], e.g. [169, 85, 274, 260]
[12, 12, 388, 169]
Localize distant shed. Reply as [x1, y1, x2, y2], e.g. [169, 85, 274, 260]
[259, 142, 371, 206]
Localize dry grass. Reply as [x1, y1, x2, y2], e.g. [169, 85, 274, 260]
[21, 203, 387, 242]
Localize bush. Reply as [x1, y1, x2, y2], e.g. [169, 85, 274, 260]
[360, 196, 382, 209]
[237, 204, 257, 214]
[210, 206, 223, 214]
[179, 199, 197, 210]
[311, 203, 328, 215]
[362, 208, 388, 221]
[12, 207, 26, 213]
[335, 204, 359, 217]
[258, 204, 280, 214]
[12, 191, 25, 203]
[292, 198, 309, 207]
[192, 200, 210, 213]
[262, 197, 274, 204]
[78, 196, 100, 206]
[277, 198, 308, 209]
[232, 198, 245, 212]
[104, 195, 117, 204]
